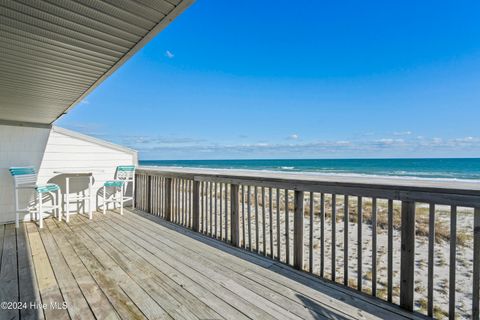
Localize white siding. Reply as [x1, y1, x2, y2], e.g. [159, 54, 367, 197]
[0, 125, 50, 223]
[0, 125, 137, 224]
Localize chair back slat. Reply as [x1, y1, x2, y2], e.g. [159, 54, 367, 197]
[116, 165, 135, 180]
[9, 167, 38, 186]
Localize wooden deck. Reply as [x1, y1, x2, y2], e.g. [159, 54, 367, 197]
[0, 210, 427, 320]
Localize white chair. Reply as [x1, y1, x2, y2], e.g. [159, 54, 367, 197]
[9, 167, 61, 228]
[103, 165, 135, 215]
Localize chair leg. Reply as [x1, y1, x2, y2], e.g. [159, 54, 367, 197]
[88, 175, 93, 220]
[113, 187, 117, 210]
[120, 185, 124, 215]
[132, 179, 136, 209]
[57, 190, 62, 222]
[66, 177, 70, 223]
[103, 186, 106, 215]
[14, 188, 19, 228]
[38, 193, 43, 229]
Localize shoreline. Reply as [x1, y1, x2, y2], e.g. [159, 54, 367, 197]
[140, 164, 480, 183]
[138, 165, 480, 193]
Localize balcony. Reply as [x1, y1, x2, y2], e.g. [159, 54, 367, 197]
[2, 166, 480, 319]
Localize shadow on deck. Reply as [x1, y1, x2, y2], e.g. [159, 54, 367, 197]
[0, 209, 428, 320]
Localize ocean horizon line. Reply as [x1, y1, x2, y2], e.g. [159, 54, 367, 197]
[141, 157, 480, 161]
[139, 158, 480, 181]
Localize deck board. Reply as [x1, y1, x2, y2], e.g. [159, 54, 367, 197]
[46, 218, 148, 320]
[118, 212, 363, 319]
[17, 223, 44, 320]
[58, 222, 173, 320]
[43, 217, 120, 320]
[0, 224, 19, 320]
[80, 220, 223, 320]
[39, 221, 95, 320]
[101, 217, 297, 320]
[0, 210, 427, 320]
[25, 222, 70, 320]
[122, 210, 421, 320]
[109, 214, 325, 320]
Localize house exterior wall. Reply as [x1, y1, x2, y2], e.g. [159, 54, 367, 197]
[0, 124, 50, 224]
[0, 124, 137, 224]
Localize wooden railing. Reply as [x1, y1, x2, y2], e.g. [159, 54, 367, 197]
[135, 167, 480, 319]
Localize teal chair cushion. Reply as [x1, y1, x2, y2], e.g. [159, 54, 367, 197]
[36, 184, 60, 193]
[9, 167, 35, 176]
[104, 180, 125, 187]
[117, 165, 135, 172]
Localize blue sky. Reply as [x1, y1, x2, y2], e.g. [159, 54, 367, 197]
[57, 1, 480, 160]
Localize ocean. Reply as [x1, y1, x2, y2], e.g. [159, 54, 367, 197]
[139, 158, 480, 181]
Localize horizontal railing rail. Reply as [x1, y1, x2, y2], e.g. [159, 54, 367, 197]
[135, 166, 480, 319]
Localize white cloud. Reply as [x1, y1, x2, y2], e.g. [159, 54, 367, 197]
[288, 134, 299, 140]
[106, 133, 480, 159]
[454, 136, 475, 143]
[393, 131, 412, 136]
[80, 99, 89, 105]
[165, 50, 174, 59]
[375, 138, 405, 146]
[120, 135, 204, 147]
[255, 143, 270, 147]
[335, 140, 351, 146]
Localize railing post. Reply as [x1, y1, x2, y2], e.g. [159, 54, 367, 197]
[400, 200, 415, 311]
[293, 190, 304, 270]
[192, 180, 200, 232]
[134, 173, 138, 208]
[473, 208, 480, 320]
[230, 184, 240, 247]
[165, 177, 173, 221]
[147, 175, 152, 213]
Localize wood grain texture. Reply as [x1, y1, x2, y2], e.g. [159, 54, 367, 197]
[192, 181, 200, 232]
[357, 197, 362, 291]
[255, 187, 259, 253]
[127, 209, 427, 320]
[285, 189, 290, 265]
[400, 201, 415, 311]
[231, 184, 240, 246]
[428, 203, 435, 317]
[26, 223, 70, 320]
[242, 185, 246, 248]
[165, 177, 172, 222]
[387, 199, 394, 303]
[473, 207, 480, 320]
[16, 223, 44, 320]
[331, 194, 336, 282]
[276, 188, 281, 260]
[309, 192, 314, 273]
[372, 197, 377, 297]
[344, 195, 349, 286]
[0, 224, 20, 320]
[320, 193, 325, 278]
[269, 188, 273, 259]
[449, 206, 457, 320]
[293, 190, 304, 270]
[262, 187, 266, 255]
[1, 209, 429, 320]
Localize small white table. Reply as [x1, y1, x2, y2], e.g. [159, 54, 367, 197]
[54, 170, 103, 222]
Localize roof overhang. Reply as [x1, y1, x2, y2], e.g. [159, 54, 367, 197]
[0, 0, 194, 125]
